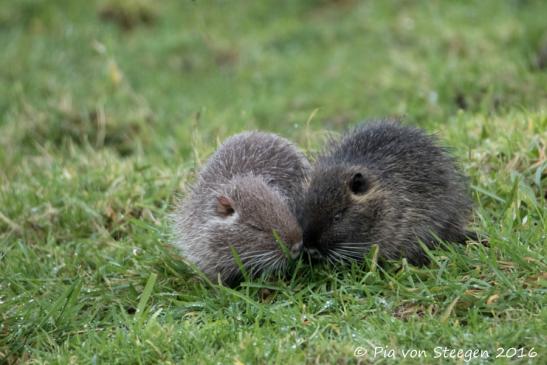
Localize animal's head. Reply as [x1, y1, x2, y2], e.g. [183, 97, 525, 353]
[205, 174, 303, 283]
[299, 165, 386, 262]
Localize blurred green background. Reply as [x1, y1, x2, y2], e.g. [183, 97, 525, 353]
[1, 0, 546, 363]
[1, 0, 546, 164]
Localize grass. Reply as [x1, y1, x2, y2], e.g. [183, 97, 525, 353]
[0, 0, 546, 363]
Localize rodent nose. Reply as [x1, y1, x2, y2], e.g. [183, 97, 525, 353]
[290, 241, 303, 259]
[303, 230, 318, 250]
[303, 230, 327, 259]
[305, 247, 323, 260]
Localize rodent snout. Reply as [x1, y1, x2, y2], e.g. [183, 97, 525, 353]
[303, 230, 322, 252]
[303, 231, 328, 261]
[290, 241, 303, 259]
[305, 247, 323, 260]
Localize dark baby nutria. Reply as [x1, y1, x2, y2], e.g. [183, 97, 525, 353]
[172, 132, 310, 284]
[299, 120, 475, 265]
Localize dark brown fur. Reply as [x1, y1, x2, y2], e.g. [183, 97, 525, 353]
[299, 120, 475, 265]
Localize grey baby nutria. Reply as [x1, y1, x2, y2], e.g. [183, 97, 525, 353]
[299, 120, 475, 266]
[172, 131, 310, 285]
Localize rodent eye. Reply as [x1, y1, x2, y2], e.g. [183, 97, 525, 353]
[333, 212, 343, 222]
[349, 173, 369, 195]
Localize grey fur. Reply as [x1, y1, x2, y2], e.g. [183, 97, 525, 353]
[172, 131, 310, 284]
[299, 120, 474, 266]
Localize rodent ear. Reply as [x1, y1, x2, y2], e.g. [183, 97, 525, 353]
[216, 196, 235, 217]
[349, 173, 369, 195]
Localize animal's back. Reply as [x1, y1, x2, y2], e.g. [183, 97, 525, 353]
[322, 122, 450, 175]
[199, 131, 310, 206]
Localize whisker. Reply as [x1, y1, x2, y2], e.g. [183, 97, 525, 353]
[331, 249, 358, 263]
[327, 250, 343, 265]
